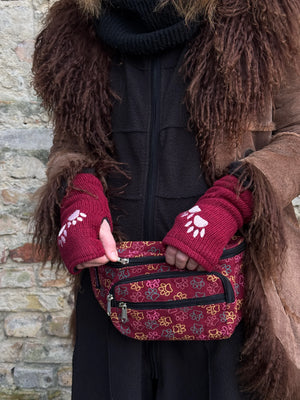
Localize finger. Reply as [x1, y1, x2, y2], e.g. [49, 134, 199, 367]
[76, 256, 110, 269]
[186, 258, 198, 270]
[196, 265, 206, 271]
[174, 250, 189, 269]
[99, 219, 118, 262]
[165, 246, 177, 265]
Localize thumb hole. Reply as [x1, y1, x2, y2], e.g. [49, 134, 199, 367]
[99, 219, 118, 261]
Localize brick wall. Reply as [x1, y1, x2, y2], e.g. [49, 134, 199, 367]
[0, 1, 72, 398]
[0, 1, 299, 399]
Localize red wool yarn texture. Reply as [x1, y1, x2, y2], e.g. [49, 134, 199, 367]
[163, 175, 253, 271]
[58, 173, 112, 274]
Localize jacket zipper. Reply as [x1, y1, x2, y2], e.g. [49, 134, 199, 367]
[143, 57, 161, 240]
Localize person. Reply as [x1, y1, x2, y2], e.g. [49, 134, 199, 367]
[32, 0, 300, 399]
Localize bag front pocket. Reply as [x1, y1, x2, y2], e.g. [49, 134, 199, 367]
[106, 269, 235, 320]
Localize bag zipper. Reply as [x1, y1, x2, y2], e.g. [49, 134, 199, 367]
[106, 255, 165, 267]
[106, 240, 246, 268]
[109, 293, 226, 323]
[109, 270, 234, 303]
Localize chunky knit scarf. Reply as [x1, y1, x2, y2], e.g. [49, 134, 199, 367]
[95, 0, 199, 54]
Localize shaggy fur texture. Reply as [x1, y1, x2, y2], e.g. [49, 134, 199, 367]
[158, 0, 218, 22]
[32, 1, 126, 265]
[232, 162, 299, 399]
[182, 0, 300, 185]
[32, 0, 300, 398]
[78, 0, 218, 20]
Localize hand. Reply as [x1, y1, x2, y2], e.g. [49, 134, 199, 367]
[163, 175, 253, 271]
[58, 173, 115, 274]
[165, 245, 205, 271]
[76, 219, 118, 269]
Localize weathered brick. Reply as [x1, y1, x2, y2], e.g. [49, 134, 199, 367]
[0, 389, 41, 400]
[45, 315, 70, 338]
[0, 289, 72, 312]
[4, 313, 44, 337]
[0, 339, 23, 362]
[23, 341, 73, 364]
[1, 188, 33, 206]
[9, 243, 44, 263]
[46, 388, 72, 400]
[38, 267, 72, 288]
[15, 40, 34, 64]
[0, 128, 52, 152]
[57, 366, 72, 387]
[0, 364, 15, 387]
[2, 188, 20, 204]
[0, 267, 35, 288]
[0, 214, 19, 235]
[2, 155, 45, 180]
[0, 216, 30, 250]
[0, 102, 49, 130]
[0, 245, 9, 263]
[13, 365, 55, 389]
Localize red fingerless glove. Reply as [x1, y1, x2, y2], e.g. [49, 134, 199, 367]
[57, 173, 112, 274]
[163, 175, 253, 271]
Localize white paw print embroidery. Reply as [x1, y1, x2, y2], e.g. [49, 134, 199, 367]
[181, 206, 208, 238]
[58, 209, 87, 247]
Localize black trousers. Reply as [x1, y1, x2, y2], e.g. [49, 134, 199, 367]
[72, 271, 250, 400]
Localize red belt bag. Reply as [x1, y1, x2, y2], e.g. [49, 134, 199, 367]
[90, 237, 245, 341]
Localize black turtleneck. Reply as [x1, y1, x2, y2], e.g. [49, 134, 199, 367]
[95, 0, 200, 55]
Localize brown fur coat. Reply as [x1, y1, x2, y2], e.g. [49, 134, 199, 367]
[32, 0, 300, 398]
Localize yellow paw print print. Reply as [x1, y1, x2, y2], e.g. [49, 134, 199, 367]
[135, 332, 148, 340]
[206, 304, 220, 315]
[207, 275, 218, 283]
[158, 316, 172, 326]
[130, 281, 144, 291]
[158, 282, 173, 296]
[173, 292, 187, 300]
[131, 310, 144, 321]
[172, 324, 186, 334]
[208, 329, 222, 339]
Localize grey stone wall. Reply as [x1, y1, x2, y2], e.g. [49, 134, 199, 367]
[0, 1, 299, 399]
[0, 1, 72, 398]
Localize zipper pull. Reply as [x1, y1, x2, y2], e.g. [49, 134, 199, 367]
[119, 302, 128, 323]
[117, 257, 130, 265]
[107, 294, 114, 316]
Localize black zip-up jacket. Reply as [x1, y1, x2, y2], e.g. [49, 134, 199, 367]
[108, 46, 208, 241]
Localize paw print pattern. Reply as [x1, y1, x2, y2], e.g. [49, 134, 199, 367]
[181, 206, 208, 238]
[58, 209, 87, 247]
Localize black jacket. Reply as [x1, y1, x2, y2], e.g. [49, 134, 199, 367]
[108, 46, 208, 241]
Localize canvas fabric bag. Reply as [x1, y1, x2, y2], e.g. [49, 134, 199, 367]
[90, 237, 245, 341]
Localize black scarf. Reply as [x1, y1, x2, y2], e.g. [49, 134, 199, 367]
[95, 0, 199, 55]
